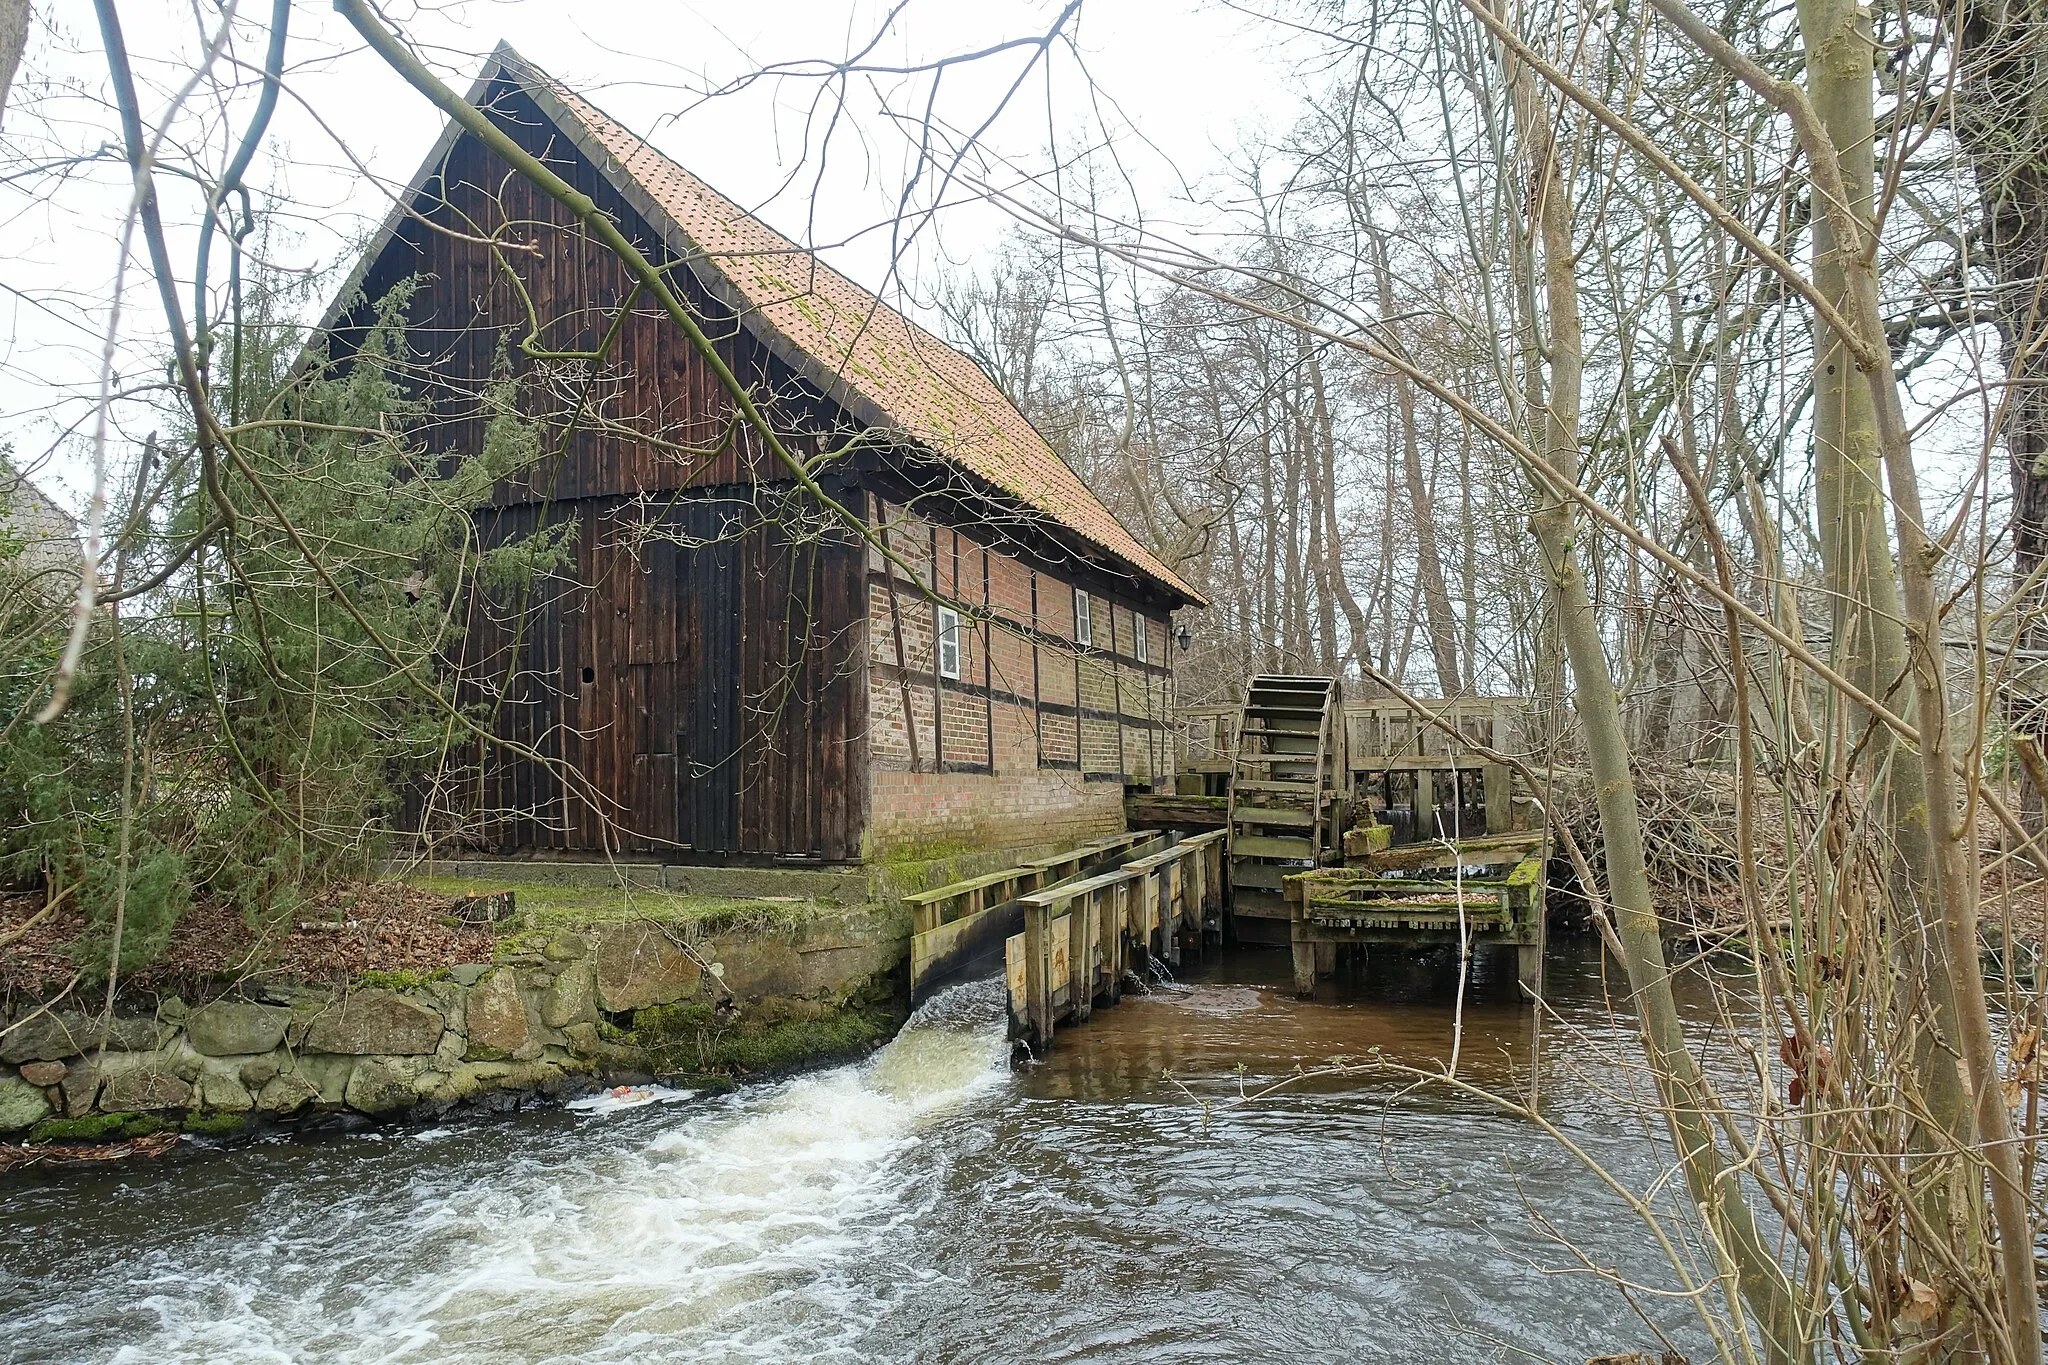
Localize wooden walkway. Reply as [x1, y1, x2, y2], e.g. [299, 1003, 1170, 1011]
[901, 829, 1227, 1052]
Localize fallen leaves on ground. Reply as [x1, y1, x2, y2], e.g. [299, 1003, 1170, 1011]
[0, 880, 496, 1004]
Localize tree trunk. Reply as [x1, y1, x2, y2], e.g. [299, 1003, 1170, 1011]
[1796, 0, 1993, 1349]
[1500, 13, 1805, 1357]
[1371, 233, 1464, 694]
[1307, 340, 1373, 677]
[1956, 2, 2048, 831]
[0, 0, 28, 123]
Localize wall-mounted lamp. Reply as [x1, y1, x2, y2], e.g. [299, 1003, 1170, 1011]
[1174, 623, 1192, 654]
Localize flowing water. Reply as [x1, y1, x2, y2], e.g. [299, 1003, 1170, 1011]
[1, 942, 1723, 1364]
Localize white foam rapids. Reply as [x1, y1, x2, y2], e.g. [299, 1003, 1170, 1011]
[101, 981, 1013, 1365]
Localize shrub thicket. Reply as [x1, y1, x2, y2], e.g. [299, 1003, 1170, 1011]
[0, 280, 565, 979]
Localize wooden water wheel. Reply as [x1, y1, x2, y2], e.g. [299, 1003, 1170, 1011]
[1226, 675, 1346, 945]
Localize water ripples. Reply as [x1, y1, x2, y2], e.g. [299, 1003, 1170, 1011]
[2, 951, 1709, 1364]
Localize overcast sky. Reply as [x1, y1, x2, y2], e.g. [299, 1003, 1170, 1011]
[0, 0, 1316, 509]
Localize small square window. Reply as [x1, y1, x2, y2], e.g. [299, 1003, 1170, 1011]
[1133, 616, 1148, 664]
[937, 606, 962, 680]
[1073, 588, 1092, 647]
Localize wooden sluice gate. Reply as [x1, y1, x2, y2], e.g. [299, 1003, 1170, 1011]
[1183, 684, 1553, 1004]
[1283, 828, 1548, 999]
[905, 832, 1228, 1052]
[1003, 831, 1227, 1052]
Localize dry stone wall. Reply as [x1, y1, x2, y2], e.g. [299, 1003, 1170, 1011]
[0, 902, 907, 1142]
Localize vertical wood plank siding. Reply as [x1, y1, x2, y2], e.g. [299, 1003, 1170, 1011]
[341, 79, 867, 861]
[455, 491, 866, 860]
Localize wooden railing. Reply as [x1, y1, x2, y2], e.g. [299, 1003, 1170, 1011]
[1005, 830, 1227, 1052]
[906, 832, 1156, 1004]
[905, 832, 1150, 938]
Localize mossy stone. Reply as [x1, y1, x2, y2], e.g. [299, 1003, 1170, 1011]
[540, 961, 597, 1029]
[186, 1001, 291, 1057]
[463, 969, 530, 1062]
[634, 1001, 716, 1038]
[197, 1064, 254, 1113]
[0, 1012, 97, 1064]
[344, 1057, 419, 1115]
[25, 1111, 171, 1143]
[300, 992, 444, 1056]
[97, 1067, 191, 1112]
[702, 1011, 894, 1076]
[27, 1112, 131, 1143]
[593, 922, 701, 1011]
[543, 931, 589, 963]
[356, 968, 442, 992]
[0, 1077, 54, 1133]
[239, 1054, 281, 1089]
[292, 1054, 357, 1105]
[256, 1071, 320, 1114]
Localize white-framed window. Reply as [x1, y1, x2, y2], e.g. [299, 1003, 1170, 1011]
[937, 606, 962, 680]
[1133, 614, 1148, 663]
[1073, 587, 1093, 646]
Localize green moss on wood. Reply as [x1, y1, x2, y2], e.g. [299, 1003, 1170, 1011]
[407, 876, 820, 933]
[182, 1111, 255, 1137]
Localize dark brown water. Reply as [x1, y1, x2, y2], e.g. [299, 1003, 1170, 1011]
[0, 942, 1718, 1363]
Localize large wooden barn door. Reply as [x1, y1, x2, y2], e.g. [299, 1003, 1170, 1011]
[460, 492, 862, 861]
[677, 522, 742, 855]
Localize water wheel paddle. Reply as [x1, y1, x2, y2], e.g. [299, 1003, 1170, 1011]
[1225, 675, 1346, 945]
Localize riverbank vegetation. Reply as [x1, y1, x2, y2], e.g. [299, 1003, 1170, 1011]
[0, 271, 563, 1010]
[6, 0, 2048, 1360]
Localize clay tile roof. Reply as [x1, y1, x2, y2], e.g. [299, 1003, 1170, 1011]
[497, 49, 1201, 606]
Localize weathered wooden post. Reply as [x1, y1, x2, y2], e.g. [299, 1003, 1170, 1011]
[1024, 899, 1053, 1051]
[1105, 880, 1127, 1003]
[1070, 892, 1093, 1022]
[1510, 854, 1545, 1000]
[1484, 762, 1512, 834]
[1167, 859, 1186, 966]
[1290, 902, 1317, 998]
[1165, 854, 1183, 958]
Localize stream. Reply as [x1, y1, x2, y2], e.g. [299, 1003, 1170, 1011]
[1, 941, 1723, 1363]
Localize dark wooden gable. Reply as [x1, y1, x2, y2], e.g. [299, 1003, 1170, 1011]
[329, 78, 856, 506]
[347, 78, 869, 862]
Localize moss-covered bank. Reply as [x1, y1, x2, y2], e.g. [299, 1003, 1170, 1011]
[0, 894, 910, 1143]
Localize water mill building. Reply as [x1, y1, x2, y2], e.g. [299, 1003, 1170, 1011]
[318, 45, 1202, 866]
